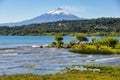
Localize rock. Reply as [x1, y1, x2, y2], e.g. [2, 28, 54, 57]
[42, 44, 51, 48]
[31, 44, 51, 48]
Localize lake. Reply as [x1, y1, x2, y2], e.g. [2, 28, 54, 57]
[0, 36, 120, 75]
[0, 36, 120, 48]
[0, 36, 76, 48]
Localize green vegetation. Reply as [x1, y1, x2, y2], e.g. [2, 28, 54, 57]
[70, 48, 120, 54]
[55, 35, 63, 42]
[69, 37, 120, 54]
[52, 35, 64, 48]
[0, 17, 120, 36]
[76, 33, 88, 43]
[0, 65, 120, 80]
[50, 33, 120, 54]
[98, 37, 119, 48]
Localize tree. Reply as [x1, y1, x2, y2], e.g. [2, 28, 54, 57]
[55, 35, 63, 42]
[76, 33, 88, 43]
[55, 35, 64, 48]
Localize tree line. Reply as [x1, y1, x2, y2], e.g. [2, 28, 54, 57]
[0, 17, 120, 36]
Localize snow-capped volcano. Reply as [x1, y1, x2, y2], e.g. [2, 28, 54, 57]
[47, 8, 70, 15]
[0, 8, 81, 26]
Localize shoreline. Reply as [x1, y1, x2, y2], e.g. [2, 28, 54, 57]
[0, 65, 120, 80]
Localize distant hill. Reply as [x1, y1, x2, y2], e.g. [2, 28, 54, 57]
[0, 17, 120, 36]
[0, 8, 82, 26]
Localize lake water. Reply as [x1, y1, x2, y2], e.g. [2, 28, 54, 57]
[0, 36, 120, 75]
[0, 36, 120, 48]
[0, 36, 75, 48]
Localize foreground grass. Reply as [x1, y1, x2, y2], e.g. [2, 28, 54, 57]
[0, 65, 120, 80]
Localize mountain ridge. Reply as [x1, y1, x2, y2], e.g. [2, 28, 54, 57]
[0, 8, 82, 26]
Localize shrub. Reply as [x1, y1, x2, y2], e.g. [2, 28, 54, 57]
[57, 41, 64, 48]
[69, 40, 76, 46]
[98, 37, 119, 48]
[51, 42, 57, 47]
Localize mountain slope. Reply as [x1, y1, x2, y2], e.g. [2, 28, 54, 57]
[0, 8, 81, 26]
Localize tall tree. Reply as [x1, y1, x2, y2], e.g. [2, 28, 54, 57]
[76, 33, 88, 43]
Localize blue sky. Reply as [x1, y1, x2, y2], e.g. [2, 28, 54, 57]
[0, 0, 119, 23]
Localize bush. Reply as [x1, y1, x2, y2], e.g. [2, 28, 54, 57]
[98, 37, 119, 48]
[51, 42, 57, 47]
[69, 40, 76, 46]
[57, 41, 64, 48]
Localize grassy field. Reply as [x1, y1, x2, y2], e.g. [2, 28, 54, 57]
[0, 65, 120, 80]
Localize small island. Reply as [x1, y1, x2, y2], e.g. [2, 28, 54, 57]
[52, 34, 120, 55]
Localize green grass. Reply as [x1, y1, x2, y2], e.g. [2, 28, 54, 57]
[69, 48, 120, 54]
[0, 65, 120, 80]
[70, 43, 120, 54]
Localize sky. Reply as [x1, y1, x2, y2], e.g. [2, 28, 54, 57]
[0, 0, 120, 23]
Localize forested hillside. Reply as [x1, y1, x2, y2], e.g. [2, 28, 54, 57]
[0, 17, 120, 36]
